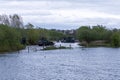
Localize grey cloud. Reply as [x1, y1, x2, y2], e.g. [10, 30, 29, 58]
[0, 0, 120, 29]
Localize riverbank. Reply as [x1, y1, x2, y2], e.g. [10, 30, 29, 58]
[0, 45, 25, 53]
[80, 40, 111, 47]
[42, 46, 72, 50]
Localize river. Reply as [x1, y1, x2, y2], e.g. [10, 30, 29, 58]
[0, 43, 120, 80]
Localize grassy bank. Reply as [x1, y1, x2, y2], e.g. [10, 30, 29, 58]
[80, 40, 111, 47]
[0, 45, 25, 53]
[42, 46, 71, 50]
[76, 25, 120, 47]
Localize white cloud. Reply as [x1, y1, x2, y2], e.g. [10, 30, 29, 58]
[0, 0, 120, 29]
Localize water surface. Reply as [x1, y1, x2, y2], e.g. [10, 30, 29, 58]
[0, 43, 120, 80]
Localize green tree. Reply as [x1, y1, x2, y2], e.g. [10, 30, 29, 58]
[111, 32, 120, 47]
[77, 26, 93, 43]
[0, 24, 24, 52]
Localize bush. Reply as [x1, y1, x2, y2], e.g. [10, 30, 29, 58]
[76, 25, 112, 46]
[111, 32, 120, 47]
[0, 24, 25, 52]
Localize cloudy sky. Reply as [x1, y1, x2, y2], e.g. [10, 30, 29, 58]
[1, 0, 120, 29]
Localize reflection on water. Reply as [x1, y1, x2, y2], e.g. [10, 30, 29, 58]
[0, 43, 120, 80]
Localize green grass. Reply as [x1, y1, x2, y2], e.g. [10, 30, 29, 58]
[79, 40, 111, 47]
[0, 45, 25, 53]
[42, 46, 71, 50]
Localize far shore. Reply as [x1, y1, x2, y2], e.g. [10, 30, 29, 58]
[79, 40, 111, 47]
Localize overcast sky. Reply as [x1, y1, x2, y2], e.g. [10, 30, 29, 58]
[1, 0, 120, 29]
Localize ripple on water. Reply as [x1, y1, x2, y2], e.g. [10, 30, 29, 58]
[0, 45, 120, 80]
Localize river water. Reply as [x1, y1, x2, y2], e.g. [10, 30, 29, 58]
[0, 43, 120, 80]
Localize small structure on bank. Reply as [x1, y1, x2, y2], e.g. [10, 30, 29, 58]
[38, 37, 54, 46]
[61, 37, 75, 43]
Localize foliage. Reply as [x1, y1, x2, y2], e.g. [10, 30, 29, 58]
[77, 26, 94, 43]
[0, 24, 24, 52]
[2, 22, 120, 53]
[26, 29, 40, 45]
[25, 27, 66, 45]
[111, 32, 120, 47]
[76, 25, 112, 44]
[48, 30, 66, 41]
[0, 24, 67, 52]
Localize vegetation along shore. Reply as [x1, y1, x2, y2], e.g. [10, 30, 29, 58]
[0, 14, 120, 52]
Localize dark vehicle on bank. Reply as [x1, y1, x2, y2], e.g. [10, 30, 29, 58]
[38, 40, 54, 46]
[61, 37, 75, 43]
[38, 38, 54, 46]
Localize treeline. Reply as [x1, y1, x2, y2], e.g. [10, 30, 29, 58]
[0, 25, 24, 52]
[0, 24, 66, 52]
[1, 14, 120, 52]
[76, 25, 120, 47]
[25, 23, 66, 45]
